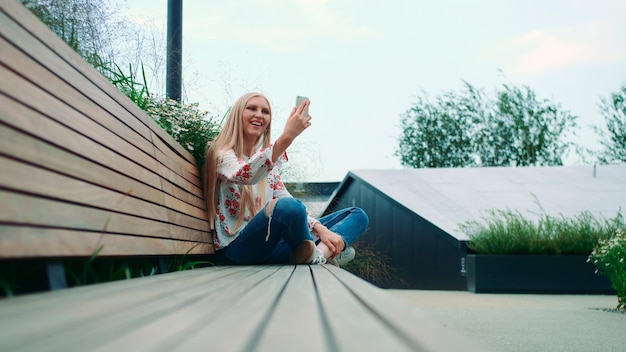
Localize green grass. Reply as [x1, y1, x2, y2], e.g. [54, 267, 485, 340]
[459, 208, 624, 255]
[341, 241, 405, 287]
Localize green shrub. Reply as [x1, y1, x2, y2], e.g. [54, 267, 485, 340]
[102, 61, 221, 168]
[588, 228, 626, 310]
[459, 208, 624, 255]
[145, 97, 221, 168]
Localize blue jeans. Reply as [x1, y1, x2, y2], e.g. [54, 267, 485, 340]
[220, 197, 369, 265]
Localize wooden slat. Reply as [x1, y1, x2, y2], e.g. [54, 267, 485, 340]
[90, 266, 278, 351]
[0, 122, 165, 207]
[0, 266, 236, 350]
[0, 120, 209, 223]
[256, 265, 328, 350]
[152, 129, 201, 182]
[0, 226, 211, 257]
[0, 155, 167, 222]
[314, 265, 420, 351]
[0, 265, 487, 351]
[325, 265, 483, 351]
[0, 156, 209, 231]
[156, 149, 203, 193]
[0, 1, 214, 256]
[173, 266, 294, 351]
[0, 89, 162, 190]
[0, 6, 151, 144]
[148, 116, 197, 167]
[0, 0, 196, 166]
[160, 175, 205, 209]
[0, 191, 208, 241]
[0, 266, 278, 351]
[0, 48, 156, 168]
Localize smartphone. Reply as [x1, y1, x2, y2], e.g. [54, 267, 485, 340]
[296, 96, 309, 117]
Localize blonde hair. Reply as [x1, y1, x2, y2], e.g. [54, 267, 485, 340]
[203, 92, 272, 233]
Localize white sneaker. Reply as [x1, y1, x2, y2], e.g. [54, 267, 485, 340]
[307, 247, 327, 265]
[329, 246, 356, 267]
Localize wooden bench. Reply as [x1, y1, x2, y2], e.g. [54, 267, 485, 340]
[0, 1, 486, 350]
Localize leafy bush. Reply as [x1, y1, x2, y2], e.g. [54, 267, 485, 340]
[103, 62, 221, 168]
[145, 97, 221, 168]
[459, 208, 624, 255]
[588, 229, 626, 310]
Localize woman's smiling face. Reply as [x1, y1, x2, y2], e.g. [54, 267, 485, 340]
[242, 96, 271, 142]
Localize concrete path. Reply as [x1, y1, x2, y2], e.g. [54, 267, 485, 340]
[387, 290, 625, 352]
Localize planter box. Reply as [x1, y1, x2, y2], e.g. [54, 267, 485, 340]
[466, 254, 615, 293]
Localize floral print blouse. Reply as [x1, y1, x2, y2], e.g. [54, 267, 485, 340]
[213, 145, 319, 250]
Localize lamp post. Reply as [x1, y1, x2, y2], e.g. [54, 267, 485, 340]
[166, 0, 182, 101]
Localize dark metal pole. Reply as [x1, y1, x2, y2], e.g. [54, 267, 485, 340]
[166, 0, 182, 101]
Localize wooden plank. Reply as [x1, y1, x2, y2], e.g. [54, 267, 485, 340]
[0, 122, 209, 223]
[0, 265, 485, 351]
[151, 127, 200, 180]
[175, 266, 294, 351]
[0, 191, 209, 242]
[0, 154, 209, 232]
[0, 226, 211, 257]
[161, 192, 208, 220]
[0, 5, 152, 143]
[149, 117, 197, 166]
[0, 122, 165, 209]
[312, 264, 421, 351]
[256, 264, 328, 351]
[155, 147, 202, 191]
[0, 266, 276, 351]
[1, 2, 197, 168]
[0, 91, 162, 191]
[160, 175, 205, 209]
[325, 265, 486, 351]
[162, 207, 209, 233]
[0, 84, 161, 191]
[87, 266, 278, 351]
[0, 155, 167, 223]
[1, 27, 204, 212]
[0, 266, 239, 350]
[0, 49, 157, 170]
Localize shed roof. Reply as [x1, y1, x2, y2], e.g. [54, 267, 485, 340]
[344, 165, 626, 241]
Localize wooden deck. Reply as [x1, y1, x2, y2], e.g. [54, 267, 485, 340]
[0, 264, 484, 351]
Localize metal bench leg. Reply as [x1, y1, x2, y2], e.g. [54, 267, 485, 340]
[46, 262, 68, 290]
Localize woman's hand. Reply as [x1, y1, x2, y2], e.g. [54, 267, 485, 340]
[314, 223, 345, 259]
[282, 99, 312, 140]
[272, 100, 312, 161]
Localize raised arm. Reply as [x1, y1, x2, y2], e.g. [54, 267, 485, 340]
[272, 99, 312, 162]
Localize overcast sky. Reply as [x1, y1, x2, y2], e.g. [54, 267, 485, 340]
[118, 0, 626, 181]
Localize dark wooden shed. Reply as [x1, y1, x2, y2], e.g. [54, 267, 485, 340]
[323, 165, 626, 290]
